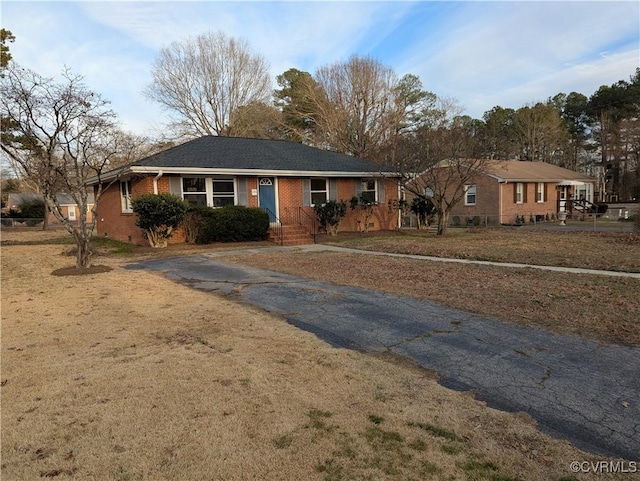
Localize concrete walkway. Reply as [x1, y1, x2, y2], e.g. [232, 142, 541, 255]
[127, 250, 640, 461]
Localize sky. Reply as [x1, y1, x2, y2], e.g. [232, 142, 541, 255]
[2, 0, 639, 138]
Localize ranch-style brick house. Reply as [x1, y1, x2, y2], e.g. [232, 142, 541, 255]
[92, 136, 401, 245]
[445, 160, 596, 225]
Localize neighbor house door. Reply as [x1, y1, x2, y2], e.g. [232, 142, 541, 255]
[258, 177, 277, 222]
[558, 186, 569, 212]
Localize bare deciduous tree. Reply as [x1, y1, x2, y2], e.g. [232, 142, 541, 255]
[311, 55, 399, 160]
[397, 98, 489, 235]
[1, 64, 142, 268]
[512, 102, 568, 164]
[145, 31, 272, 139]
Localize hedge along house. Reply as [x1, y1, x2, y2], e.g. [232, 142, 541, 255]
[92, 136, 401, 245]
[410, 160, 596, 227]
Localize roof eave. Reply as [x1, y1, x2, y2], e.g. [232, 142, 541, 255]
[129, 166, 400, 178]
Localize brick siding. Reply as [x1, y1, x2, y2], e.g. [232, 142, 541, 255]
[95, 175, 400, 245]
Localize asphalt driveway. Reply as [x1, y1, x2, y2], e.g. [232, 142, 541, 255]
[127, 254, 640, 461]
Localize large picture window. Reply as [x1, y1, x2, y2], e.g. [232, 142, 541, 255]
[465, 184, 477, 205]
[212, 179, 235, 207]
[120, 180, 133, 213]
[310, 178, 328, 205]
[183, 177, 207, 206]
[360, 179, 377, 204]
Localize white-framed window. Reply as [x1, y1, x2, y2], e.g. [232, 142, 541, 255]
[425, 187, 434, 198]
[360, 179, 377, 204]
[310, 178, 328, 205]
[68, 206, 76, 221]
[212, 178, 235, 207]
[120, 180, 133, 213]
[515, 182, 524, 204]
[465, 184, 477, 205]
[536, 183, 545, 203]
[183, 177, 207, 206]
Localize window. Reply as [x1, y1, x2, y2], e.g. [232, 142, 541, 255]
[465, 184, 477, 205]
[120, 180, 133, 213]
[425, 187, 434, 198]
[360, 179, 377, 204]
[68, 206, 76, 221]
[515, 183, 524, 204]
[183, 177, 207, 206]
[536, 183, 545, 203]
[212, 179, 235, 207]
[310, 178, 328, 205]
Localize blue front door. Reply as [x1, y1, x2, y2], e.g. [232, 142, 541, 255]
[258, 177, 276, 222]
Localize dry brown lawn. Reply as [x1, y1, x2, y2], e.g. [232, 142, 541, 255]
[1, 228, 635, 480]
[324, 228, 640, 273]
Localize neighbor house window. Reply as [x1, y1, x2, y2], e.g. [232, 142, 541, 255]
[536, 183, 545, 203]
[120, 180, 133, 213]
[310, 178, 328, 205]
[183, 177, 207, 206]
[425, 187, 434, 198]
[465, 184, 477, 205]
[212, 178, 235, 207]
[515, 183, 524, 204]
[360, 179, 377, 204]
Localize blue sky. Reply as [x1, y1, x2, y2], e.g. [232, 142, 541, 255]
[2, 1, 639, 137]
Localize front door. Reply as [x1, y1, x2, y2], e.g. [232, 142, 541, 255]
[258, 177, 277, 222]
[558, 186, 569, 212]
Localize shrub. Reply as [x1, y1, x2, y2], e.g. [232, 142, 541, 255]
[19, 198, 46, 218]
[452, 216, 461, 226]
[17, 198, 45, 226]
[182, 206, 209, 244]
[410, 196, 435, 229]
[132, 193, 188, 248]
[196, 205, 269, 243]
[314, 200, 347, 236]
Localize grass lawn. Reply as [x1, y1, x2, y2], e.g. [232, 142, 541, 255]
[1, 228, 635, 480]
[321, 227, 640, 273]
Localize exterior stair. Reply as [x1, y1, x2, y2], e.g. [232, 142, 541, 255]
[268, 224, 314, 246]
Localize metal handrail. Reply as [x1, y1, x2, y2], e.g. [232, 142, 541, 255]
[297, 207, 317, 243]
[261, 207, 283, 246]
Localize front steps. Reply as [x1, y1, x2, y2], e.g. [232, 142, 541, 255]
[268, 224, 314, 246]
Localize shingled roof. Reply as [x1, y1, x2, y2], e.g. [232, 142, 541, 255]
[479, 160, 594, 183]
[131, 136, 396, 175]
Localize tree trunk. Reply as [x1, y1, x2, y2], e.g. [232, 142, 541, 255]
[436, 210, 449, 236]
[42, 202, 49, 231]
[76, 234, 92, 268]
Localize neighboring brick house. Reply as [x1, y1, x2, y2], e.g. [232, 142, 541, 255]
[6, 192, 94, 224]
[412, 160, 595, 226]
[91, 136, 401, 245]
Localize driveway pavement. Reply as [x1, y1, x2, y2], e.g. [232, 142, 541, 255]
[127, 252, 640, 461]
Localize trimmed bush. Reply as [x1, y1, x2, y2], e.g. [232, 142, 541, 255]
[17, 199, 45, 226]
[196, 205, 269, 243]
[132, 193, 188, 248]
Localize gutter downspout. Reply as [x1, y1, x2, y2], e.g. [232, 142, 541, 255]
[499, 181, 505, 225]
[153, 170, 163, 195]
[398, 181, 403, 230]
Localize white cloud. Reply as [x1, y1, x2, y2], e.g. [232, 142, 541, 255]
[396, 1, 639, 116]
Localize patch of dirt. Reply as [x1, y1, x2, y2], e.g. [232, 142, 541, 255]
[51, 265, 113, 276]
